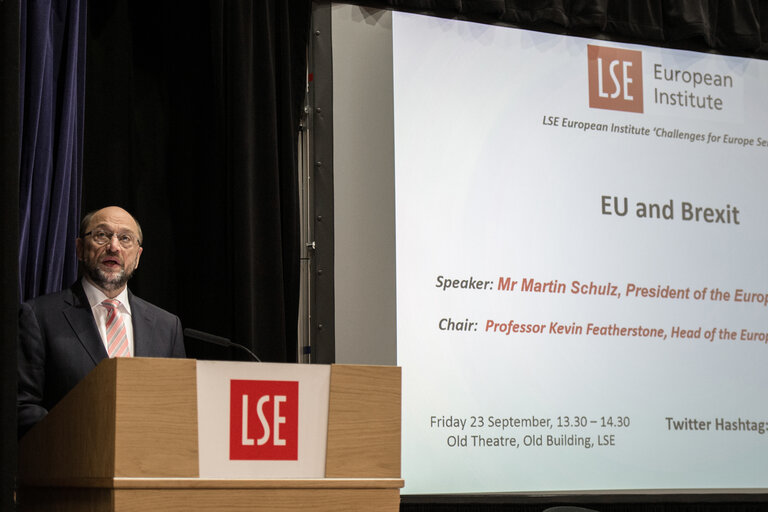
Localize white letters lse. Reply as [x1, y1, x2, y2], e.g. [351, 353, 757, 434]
[241, 394, 288, 446]
[597, 58, 633, 100]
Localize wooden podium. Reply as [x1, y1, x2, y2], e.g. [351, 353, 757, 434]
[18, 358, 403, 511]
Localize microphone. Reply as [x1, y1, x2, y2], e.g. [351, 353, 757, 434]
[183, 328, 262, 362]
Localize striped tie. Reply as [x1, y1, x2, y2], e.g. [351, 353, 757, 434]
[102, 299, 131, 358]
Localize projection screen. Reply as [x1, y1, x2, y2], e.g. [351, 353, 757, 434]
[328, 4, 768, 497]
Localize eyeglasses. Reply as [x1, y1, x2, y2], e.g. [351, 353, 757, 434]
[83, 230, 140, 248]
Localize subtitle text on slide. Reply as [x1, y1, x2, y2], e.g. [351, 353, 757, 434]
[541, 113, 768, 148]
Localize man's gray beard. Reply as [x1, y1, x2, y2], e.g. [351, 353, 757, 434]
[84, 265, 134, 292]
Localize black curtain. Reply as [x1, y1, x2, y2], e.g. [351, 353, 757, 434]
[354, 0, 768, 57]
[6, 0, 310, 507]
[18, 0, 86, 303]
[83, 0, 310, 362]
[10, 0, 86, 509]
[0, 1, 20, 509]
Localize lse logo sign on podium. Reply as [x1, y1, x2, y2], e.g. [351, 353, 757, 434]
[229, 379, 299, 460]
[588, 45, 643, 113]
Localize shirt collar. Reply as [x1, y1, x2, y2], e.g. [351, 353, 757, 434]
[81, 277, 132, 314]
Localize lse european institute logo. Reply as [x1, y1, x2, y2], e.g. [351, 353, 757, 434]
[587, 45, 643, 113]
[229, 379, 299, 460]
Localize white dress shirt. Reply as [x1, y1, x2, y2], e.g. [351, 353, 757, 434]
[81, 277, 135, 356]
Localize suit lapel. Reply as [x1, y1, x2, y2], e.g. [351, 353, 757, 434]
[63, 282, 109, 364]
[129, 291, 156, 357]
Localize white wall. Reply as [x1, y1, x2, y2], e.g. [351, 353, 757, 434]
[331, 5, 396, 364]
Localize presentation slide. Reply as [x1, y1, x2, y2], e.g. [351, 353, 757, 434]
[393, 12, 768, 495]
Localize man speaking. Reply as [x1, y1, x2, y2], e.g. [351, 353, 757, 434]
[17, 206, 186, 437]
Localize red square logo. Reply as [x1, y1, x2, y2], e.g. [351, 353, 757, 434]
[588, 45, 643, 113]
[229, 380, 299, 460]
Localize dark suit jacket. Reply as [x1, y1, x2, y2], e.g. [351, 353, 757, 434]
[17, 281, 186, 437]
